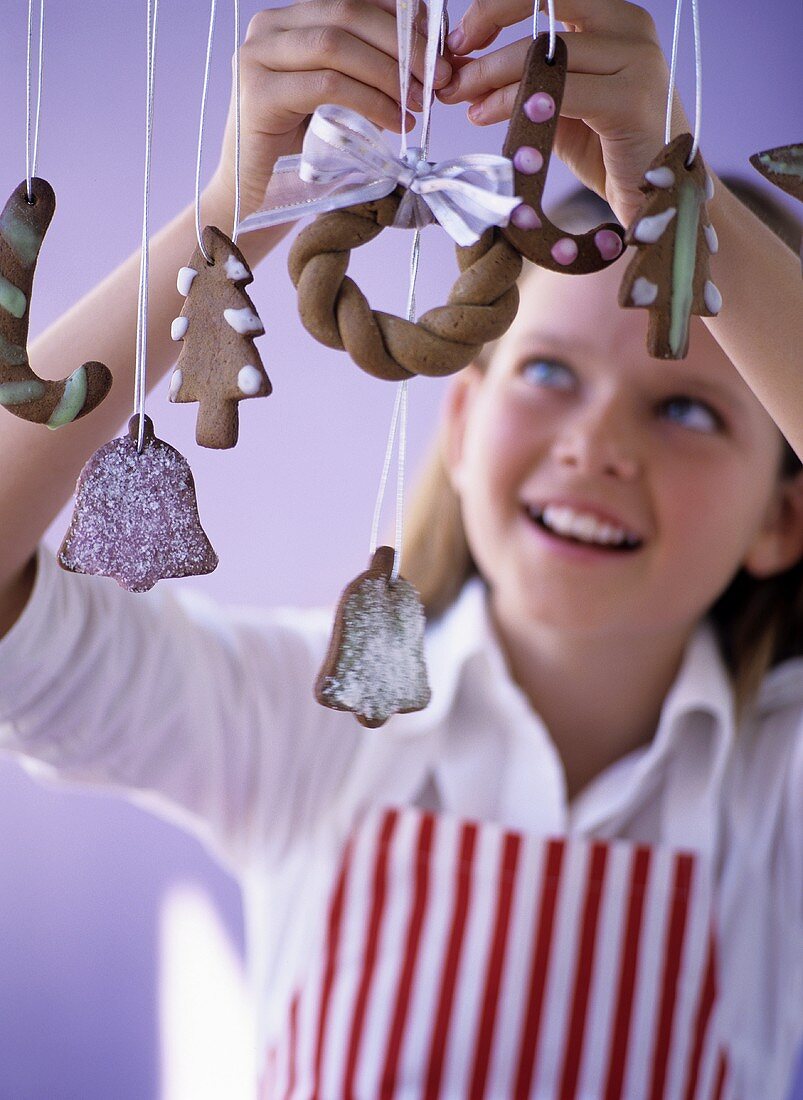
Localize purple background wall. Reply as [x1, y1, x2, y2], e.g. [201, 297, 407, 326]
[0, 1, 800, 1096]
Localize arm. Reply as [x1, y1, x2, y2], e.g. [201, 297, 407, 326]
[703, 177, 803, 461]
[0, 0, 437, 637]
[438, 0, 803, 454]
[0, 544, 361, 871]
[0, 196, 286, 639]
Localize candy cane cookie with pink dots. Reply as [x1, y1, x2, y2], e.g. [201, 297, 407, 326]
[501, 33, 625, 273]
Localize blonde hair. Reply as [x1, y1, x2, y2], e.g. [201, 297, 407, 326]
[402, 181, 803, 726]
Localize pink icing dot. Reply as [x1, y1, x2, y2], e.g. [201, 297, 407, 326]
[523, 92, 555, 123]
[513, 146, 544, 174]
[511, 203, 542, 230]
[594, 229, 623, 261]
[551, 237, 579, 266]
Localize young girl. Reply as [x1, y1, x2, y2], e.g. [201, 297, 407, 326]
[1, 1, 801, 1097]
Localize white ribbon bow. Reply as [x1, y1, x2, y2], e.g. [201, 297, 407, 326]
[236, 104, 521, 247]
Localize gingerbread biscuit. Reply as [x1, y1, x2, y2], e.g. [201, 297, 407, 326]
[315, 546, 431, 728]
[168, 226, 271, 449]
[0, 178, 112, 426]
[288, 190, 522, 381]
[59, 414, 218, 592]
[501, 35, 625, 273]
[618, 133, 720, 360]
[750, 144, 803, 203]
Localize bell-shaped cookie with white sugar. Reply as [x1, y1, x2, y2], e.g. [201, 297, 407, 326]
[315, 546, 431, 728]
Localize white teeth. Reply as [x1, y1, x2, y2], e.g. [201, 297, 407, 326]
[538, 504, 637, 547]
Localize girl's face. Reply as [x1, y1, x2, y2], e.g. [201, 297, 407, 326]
[446, 261, 802, 642]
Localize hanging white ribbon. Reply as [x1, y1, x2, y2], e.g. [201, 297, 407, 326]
[237, 105, 520, 246]
[237, 0, 520, 247]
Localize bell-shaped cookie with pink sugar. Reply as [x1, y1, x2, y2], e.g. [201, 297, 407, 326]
[59, 415, 218, 592]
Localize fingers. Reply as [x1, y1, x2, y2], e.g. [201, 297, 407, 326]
[463, 61, 671, 168]
[447, 0, 530, 54]
[257, 25, 427, 112]
[437, 31, 644, 107]
[243, 63, 415, 135]
[449, 0, 657, 55]
[249, 1, 452, 90]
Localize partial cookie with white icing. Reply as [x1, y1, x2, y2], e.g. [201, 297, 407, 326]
[618, 133, 720, 360]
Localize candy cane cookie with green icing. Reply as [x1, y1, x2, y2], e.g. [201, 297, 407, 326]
[618, 133, 721, 360]
[501, 34, 625, 274]
[0, 178, 112, 427]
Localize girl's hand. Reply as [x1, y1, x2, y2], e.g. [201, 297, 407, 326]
[436, 0, 689, 228]
[207, 0, 453, 222]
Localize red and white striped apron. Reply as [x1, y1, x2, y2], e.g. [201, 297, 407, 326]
[259, 804, 729, 1099]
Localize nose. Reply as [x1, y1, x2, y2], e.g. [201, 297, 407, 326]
[551, 401, 641, 479]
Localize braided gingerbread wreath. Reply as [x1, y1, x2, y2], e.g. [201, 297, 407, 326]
[287, 189, 524, 382]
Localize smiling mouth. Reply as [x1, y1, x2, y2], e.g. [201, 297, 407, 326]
[523, 506, 645, 553]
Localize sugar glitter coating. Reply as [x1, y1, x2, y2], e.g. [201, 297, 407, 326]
[320, 575, 430, 724]
[59, 426, 218, 592]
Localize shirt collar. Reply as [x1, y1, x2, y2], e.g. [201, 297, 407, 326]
[392, 575, 494, 736]
[649, 613, 735, 765]
[602, 613, 737, 848]
[393, 576, 737, 784]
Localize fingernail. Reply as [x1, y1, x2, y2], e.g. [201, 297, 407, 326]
[409, 80, 424, 108]
[447, 25, 465, 52]
[468, 101, 483, 121]
[434, 58, 452, 85]
[439, 76, 459, 99]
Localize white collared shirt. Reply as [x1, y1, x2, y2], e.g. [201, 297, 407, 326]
[0, 548, 801, 1097]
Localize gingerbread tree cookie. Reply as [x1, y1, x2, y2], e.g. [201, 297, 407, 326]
[618, 133, 721, 360]
[168, 226, 271, 448]
[315, 546, 431, 728]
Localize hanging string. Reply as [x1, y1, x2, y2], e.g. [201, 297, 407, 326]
[665, 0, 703, 163]
[25, 0, 45, 201]
[194, 0, 218, 262]
[195, 0, 243, 256]
[689, 0, 702, 162]
[368, 230, 419, 580]
[369, 2, 446, 582]
[532, 0, 556, 60]
[369, 379, 406, 562]
[134, 0, 159, 453]
[232, 0, 242, 242]
[397, 0, 413, 159]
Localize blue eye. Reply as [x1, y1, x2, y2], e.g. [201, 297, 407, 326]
[522, 359, 574, 389]
[661, 396, 722, 433]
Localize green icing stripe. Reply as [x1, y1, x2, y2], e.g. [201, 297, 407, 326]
[0, 274, 27, 319]
[669, 180, 701, 357]
[0, 208, 44, 266]
[759, 147, 803, 178]
[0, 378, 45, 405]
[0, 330, 27, 365]
[47, 366, 87, 428]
